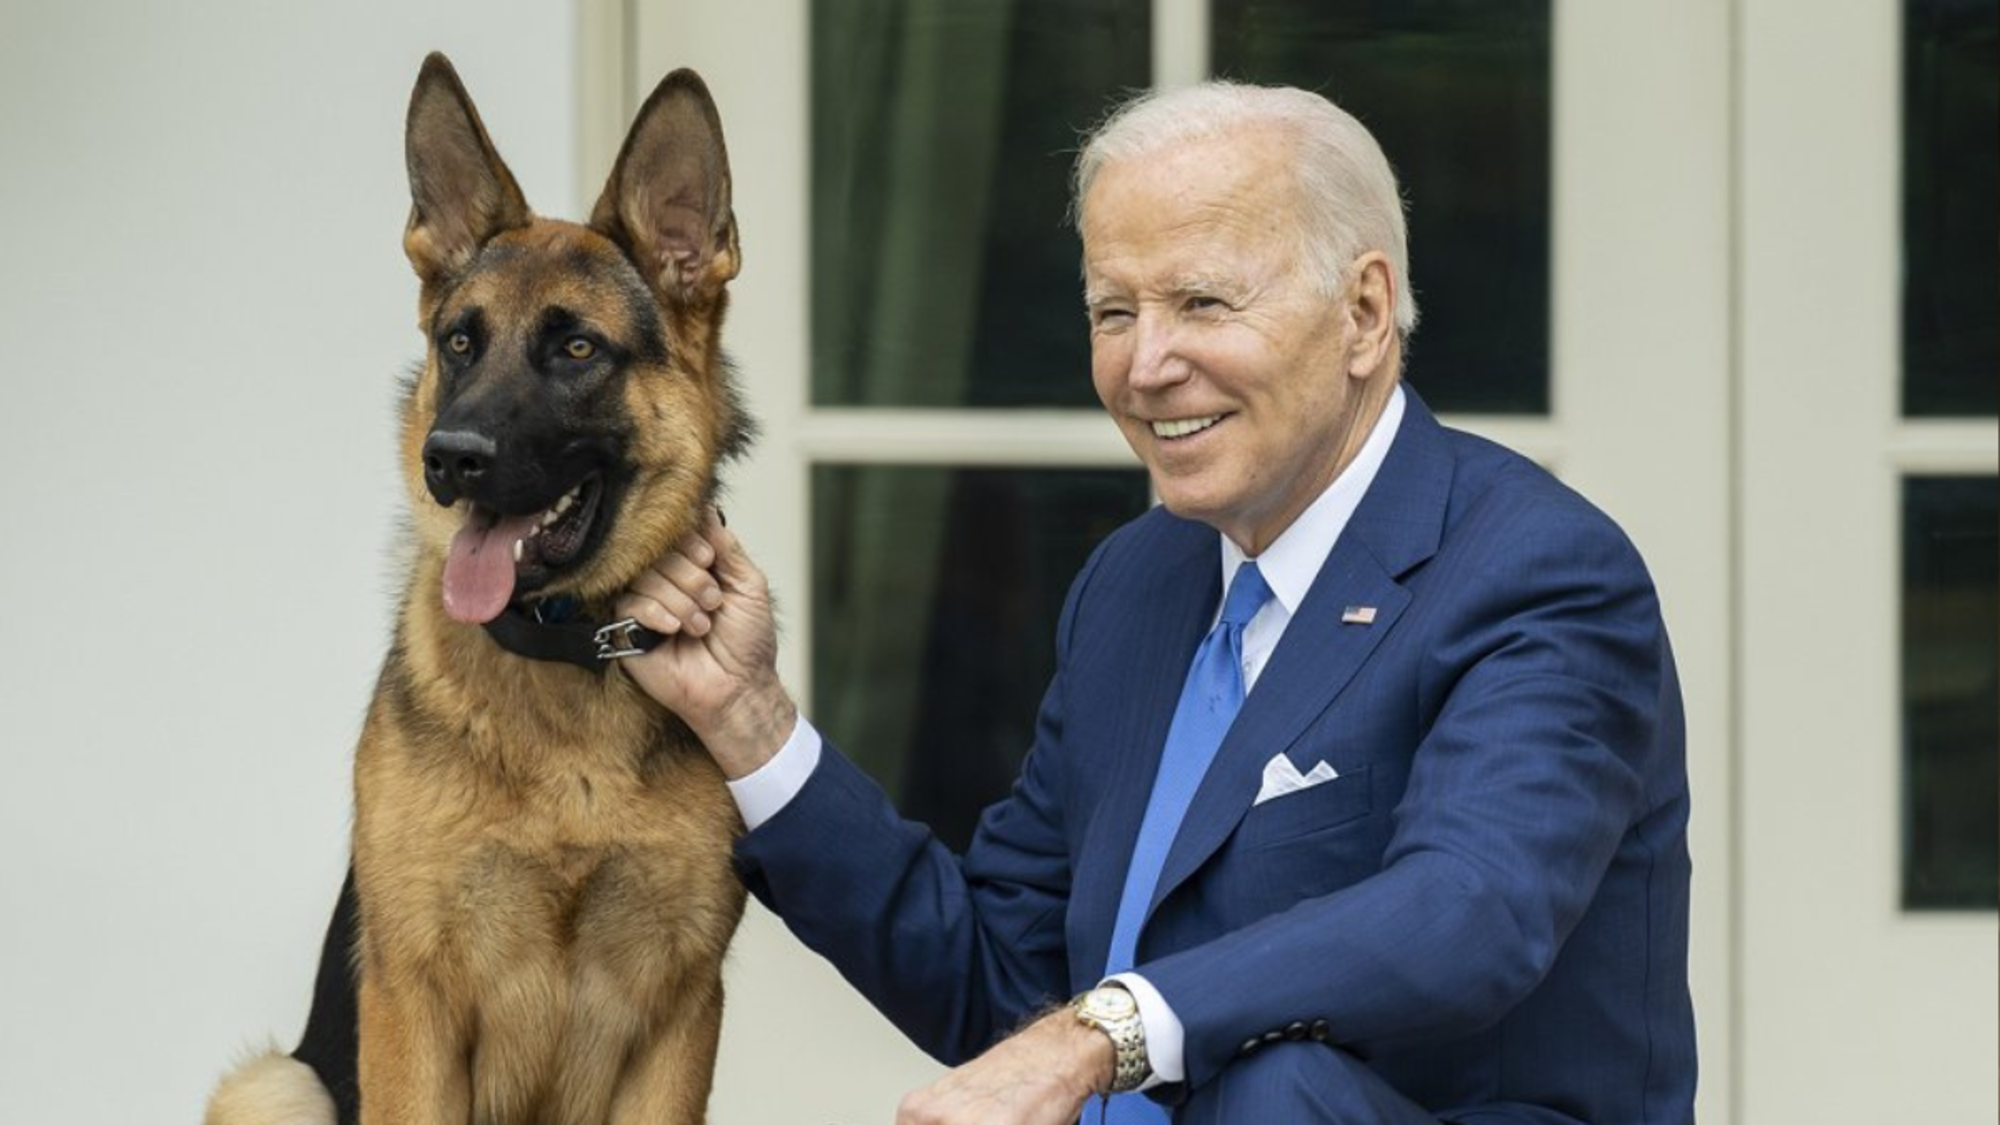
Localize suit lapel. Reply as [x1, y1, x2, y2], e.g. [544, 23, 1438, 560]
[1144, 391, 1456, 928]
[1068, 517, 1219, 980]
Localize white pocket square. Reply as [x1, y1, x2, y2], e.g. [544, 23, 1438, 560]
[1254, 752, 1339, 806]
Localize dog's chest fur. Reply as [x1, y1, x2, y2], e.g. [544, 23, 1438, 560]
[350, 602, 744, 1116]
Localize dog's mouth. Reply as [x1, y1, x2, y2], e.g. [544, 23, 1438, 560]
[441, 475, 605, 625]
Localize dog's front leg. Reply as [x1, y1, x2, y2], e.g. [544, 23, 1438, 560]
[358, 972, 469, 1125]
[608, 967, 726, 1125]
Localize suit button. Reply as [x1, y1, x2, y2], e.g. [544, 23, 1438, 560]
[1238, 1038, 1262, 1057]
[1310, 1020, 1331, 1042]
[1285, 1021, 1309, 1041]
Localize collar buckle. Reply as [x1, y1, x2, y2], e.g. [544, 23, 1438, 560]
[592, 617, 650, 661]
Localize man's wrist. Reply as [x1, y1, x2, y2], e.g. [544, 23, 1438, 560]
[725, 715, 820, 831]
[1040, 1006, 1117, 1100]
[699, 681, 797, 779]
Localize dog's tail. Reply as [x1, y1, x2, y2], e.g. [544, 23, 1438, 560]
[205, 1051, 335, 1125]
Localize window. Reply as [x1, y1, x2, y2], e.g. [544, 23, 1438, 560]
[1901, 476, 1999, 910]
[1902, 0, 1998, 416]
[812, 0, 1149, 408]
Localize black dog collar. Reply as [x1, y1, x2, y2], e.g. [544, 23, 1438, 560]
[481, 597, 665, 672]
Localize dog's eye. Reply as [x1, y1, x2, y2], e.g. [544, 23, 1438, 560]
[446, 331, 473, 356]
[565, 337, 597, 361]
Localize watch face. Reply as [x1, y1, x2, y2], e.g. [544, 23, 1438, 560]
[1083, 987, 1137, 1022]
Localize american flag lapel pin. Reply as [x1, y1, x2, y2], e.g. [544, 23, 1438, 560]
[1341, 605, 1378, 625]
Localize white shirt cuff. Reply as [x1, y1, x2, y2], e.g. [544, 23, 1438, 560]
[724, 714, 823, 831]
[1105, 972, 1185, 1088]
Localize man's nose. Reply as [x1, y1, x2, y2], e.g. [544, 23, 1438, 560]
[1127, 313, 1190, 391]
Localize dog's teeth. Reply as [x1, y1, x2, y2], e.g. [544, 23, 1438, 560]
[512, 538, 524, 563]
[541, 508, 561, 529]
[555, 490, 576, 515]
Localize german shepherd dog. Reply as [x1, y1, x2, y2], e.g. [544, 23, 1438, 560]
[206, 53, 750, 1124]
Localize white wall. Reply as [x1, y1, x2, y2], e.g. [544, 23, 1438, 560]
[0, 4, 574, 1119]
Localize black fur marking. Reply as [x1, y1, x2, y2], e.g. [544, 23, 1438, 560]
[713, 353, 756, 464]
[291, 866, 361, 1125]
[376, 639, 459, 761]
[616, 273, 671, 367]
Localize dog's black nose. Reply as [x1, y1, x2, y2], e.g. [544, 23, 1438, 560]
[422, 429, 497, 506]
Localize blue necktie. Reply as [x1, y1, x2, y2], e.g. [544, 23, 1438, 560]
[1087, 563, 1274, 1125]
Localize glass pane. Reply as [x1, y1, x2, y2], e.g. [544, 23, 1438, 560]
[1212, 0, 1552, 415]
[812, 465, 1152, 849]
[1902, 0, 1999, 416]
[811, 0, 1150, 408]
[1901, 476, 1999, 910]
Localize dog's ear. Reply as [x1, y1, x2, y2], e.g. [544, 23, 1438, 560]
[589, 70, 739, 305]
[403, 52, 531, 288]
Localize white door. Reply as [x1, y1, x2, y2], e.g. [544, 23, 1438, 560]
[1738, 1, 1998, 1120]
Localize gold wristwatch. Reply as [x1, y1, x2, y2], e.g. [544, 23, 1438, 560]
[1073, 984, 1150, 1094]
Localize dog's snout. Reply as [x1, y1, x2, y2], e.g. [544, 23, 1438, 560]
[422, 430, 497, 506]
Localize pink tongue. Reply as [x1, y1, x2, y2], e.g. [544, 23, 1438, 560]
[442, 510, 544, 624]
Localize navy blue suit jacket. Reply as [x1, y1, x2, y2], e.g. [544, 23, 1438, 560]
[736, 392, 1696, 1123]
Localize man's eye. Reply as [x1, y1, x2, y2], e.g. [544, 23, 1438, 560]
[1186, 295, 1226, 312]
[446, 331, 473, 355]
[1093, 308, 1134, 328]
[565, 337, 597, 360]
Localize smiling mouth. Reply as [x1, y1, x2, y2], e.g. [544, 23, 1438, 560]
[1150, 413, 1225, 440]
[441, 475, 605, 625]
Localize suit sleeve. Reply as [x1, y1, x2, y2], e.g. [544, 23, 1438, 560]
[1139, 508, 1667, 1089]
[731, 545, 1108, 1065]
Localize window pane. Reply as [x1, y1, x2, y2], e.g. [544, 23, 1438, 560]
[1902, 476, 1999, 910]
[811, 0, 1150, 408]
[1903, 0, 1999, 416]
[811, 465, 1152, 849]
[1212, 0, 1552, 415]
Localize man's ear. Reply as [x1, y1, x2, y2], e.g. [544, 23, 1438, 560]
[589, 69, 739, 306]
[402, 52, 531, 288]
[1343, 252, 1400, 379]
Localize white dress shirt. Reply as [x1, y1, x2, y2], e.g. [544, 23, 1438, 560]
[727, 385, 1407, 1087]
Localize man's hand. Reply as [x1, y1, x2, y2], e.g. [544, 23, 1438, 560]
[895, 1009, 1113, 1125]
[615, 507, 796, 777]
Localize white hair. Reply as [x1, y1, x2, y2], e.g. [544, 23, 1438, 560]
[1074, 81, 1418, 335]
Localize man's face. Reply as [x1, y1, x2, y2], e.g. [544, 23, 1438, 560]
[1082, 129, 1392, 556]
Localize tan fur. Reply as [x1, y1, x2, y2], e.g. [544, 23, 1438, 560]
[212, 54, 750, 1124]
[205, 1051, 336, 1125]
[352, 571, 744, 1125]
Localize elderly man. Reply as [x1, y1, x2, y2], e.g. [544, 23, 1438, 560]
[624, 81, 1696, 1124]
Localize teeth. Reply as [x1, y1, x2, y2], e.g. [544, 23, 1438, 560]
[1151, 414, 1223, 439]
[499, 482, 586, 562]
[532, 484, 585, 532]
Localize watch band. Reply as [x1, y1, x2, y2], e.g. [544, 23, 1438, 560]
[1073, 985, 1151, 1094]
